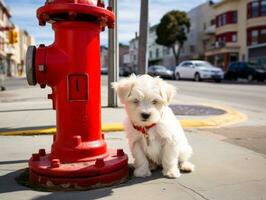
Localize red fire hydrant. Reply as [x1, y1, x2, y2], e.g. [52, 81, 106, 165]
[26, 0, 128, 190]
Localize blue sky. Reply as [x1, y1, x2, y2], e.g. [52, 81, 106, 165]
[5, 0, 218, 46]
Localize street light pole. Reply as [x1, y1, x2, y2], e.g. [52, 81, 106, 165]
[138, 0, 149, 74]
[108, 0, 119, 107]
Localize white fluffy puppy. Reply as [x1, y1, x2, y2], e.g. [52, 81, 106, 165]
[112, 74, 194, 178]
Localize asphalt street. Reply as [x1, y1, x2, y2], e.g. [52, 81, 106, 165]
[166, 79, 266, 155]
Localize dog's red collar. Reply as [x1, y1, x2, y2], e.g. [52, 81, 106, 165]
[132, 123, 156, 135]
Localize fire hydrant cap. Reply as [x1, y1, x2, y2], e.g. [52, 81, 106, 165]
[37, 0, 114, 28]
[46, 0, 98, 5]
[26, 46, 37, 86]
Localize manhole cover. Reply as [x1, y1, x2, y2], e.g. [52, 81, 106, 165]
[169, 104, 225, 116]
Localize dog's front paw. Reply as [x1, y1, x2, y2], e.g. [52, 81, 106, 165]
[180, 161, 195, 173]
[162, 168, 181, 178]
[134, 167, 152, 177]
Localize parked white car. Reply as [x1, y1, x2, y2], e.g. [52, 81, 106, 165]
[175, 60, 224, 82]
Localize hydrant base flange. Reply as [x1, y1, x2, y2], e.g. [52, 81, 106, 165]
[29, 149, 128, 190]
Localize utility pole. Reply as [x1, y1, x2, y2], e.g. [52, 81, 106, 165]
[137, 0, 149, 74]
[108, 0, 119, 107]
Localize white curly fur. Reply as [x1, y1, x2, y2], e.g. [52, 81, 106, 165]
[112, 74, 194, 178]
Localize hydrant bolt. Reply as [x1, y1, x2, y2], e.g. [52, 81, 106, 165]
[40, 84, 46, 89]
[39, 20, 46, 26]
[39, 149, 46, 156]
[38, 65, 46, 72]
[117, 149, 125, 157]
[51, 159, 60, 168]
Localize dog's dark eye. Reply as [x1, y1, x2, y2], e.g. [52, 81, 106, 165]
[133, 99, 139, 104]
[152, 100, 158, 105]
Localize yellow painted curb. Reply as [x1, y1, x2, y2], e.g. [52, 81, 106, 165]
[180, 104, 247, 128]
[0, 105, 247, 136]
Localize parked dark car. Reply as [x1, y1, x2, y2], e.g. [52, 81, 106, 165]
[148, 65, 174, 79]
[119, 66, 132, 77]
[225, 62, 266, 81]
[101, 67, 108, 75]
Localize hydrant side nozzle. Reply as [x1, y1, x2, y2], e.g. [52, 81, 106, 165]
[26, 46, 37, 86]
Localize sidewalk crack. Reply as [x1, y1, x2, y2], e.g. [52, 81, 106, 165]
[177, 181, 211, 200]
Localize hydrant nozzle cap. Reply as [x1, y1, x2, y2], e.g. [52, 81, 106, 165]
[26, 46, 37, 86]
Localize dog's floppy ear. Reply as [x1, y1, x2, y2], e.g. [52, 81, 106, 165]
[155, 77, 176, 105]
[112, 74, 137, 104]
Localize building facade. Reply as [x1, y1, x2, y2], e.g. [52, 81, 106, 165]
[119, 43, 129, 68]
[0, 0, 35, 77]
[100, 46, 108, 69]
[0, 0, 13, 76]
[181, 1, 215, 61]
[129, 34, 139, 72]
[100, 44, 130, 72]
[148, 25, 176, 67]
[205, 0, 266, 70]
[128, 27, 177, 71]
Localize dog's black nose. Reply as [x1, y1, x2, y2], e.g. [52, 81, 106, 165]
[141, 112, 151, 120]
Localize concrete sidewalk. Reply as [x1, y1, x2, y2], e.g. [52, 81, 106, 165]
[0, 131, 266, 200]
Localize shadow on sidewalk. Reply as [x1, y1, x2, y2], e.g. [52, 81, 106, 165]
[0, 169, 30, 194]
[0, 160, 28, 165]
[0, 167, 165, 200]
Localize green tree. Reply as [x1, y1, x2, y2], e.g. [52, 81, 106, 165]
[156, 10, 190, 65]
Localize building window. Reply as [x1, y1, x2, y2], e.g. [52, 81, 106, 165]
[190, 45, 195, 53]
[216, 11, 237, 27]
[247, 26, 266, 45]
[156, 48, 159, 58]
[222, 14, 226, 25]
[210, 19, 215, 26]
[252, 1, 259, 17]
[216, 32, 237, 43]
[232, 33, 237, 42]
[262, 1, 266, 16]
[149, 51, 153, 59]
[260, 28, 266, 43]
[247, 0, 266, 18]
[232, 11, 238, 23]
[251, 30, 258, 45]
